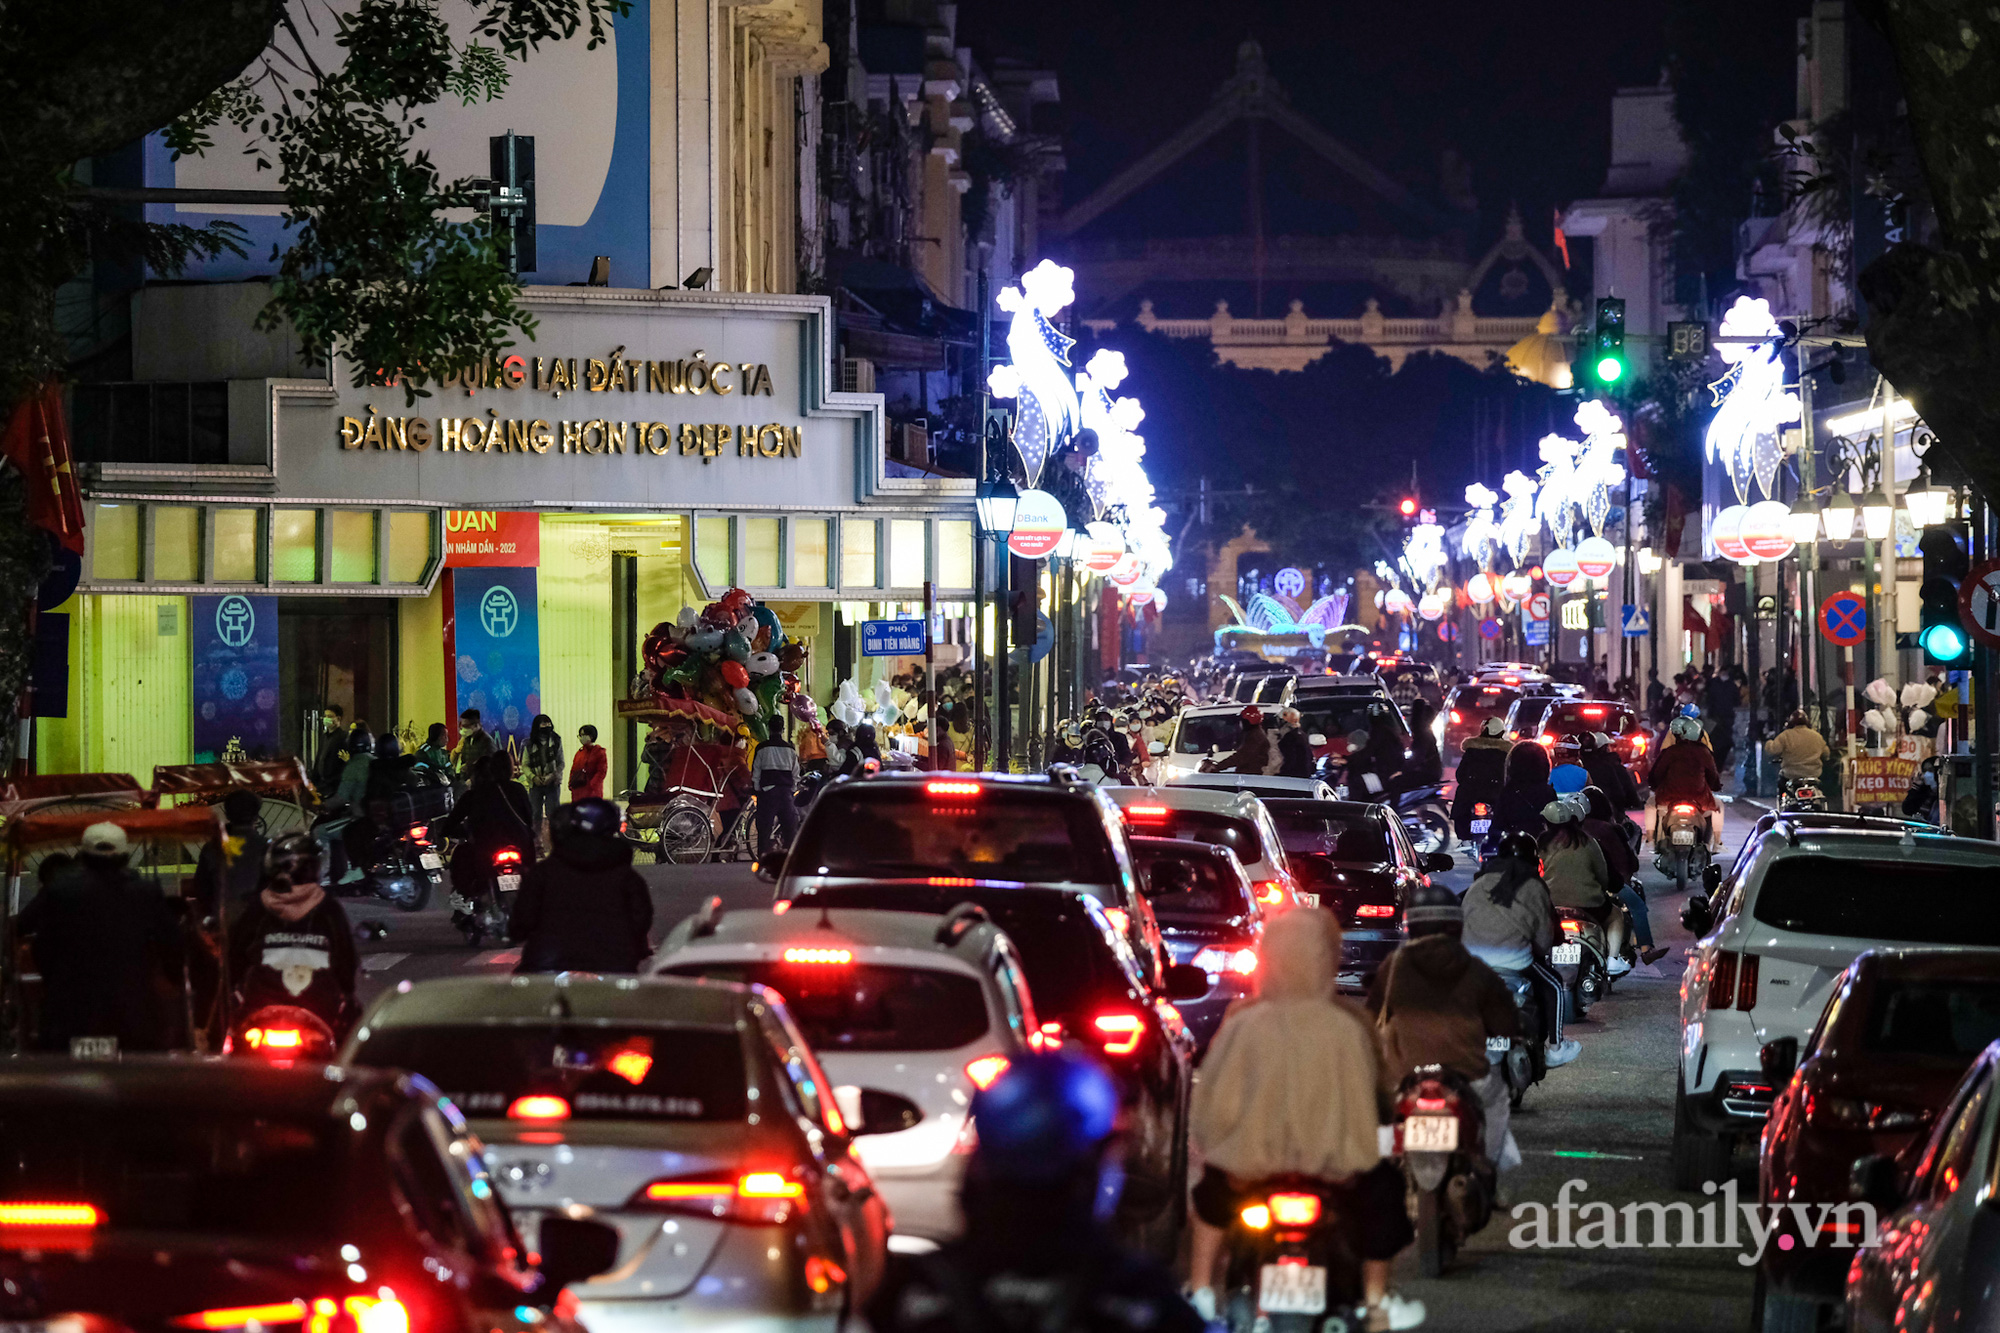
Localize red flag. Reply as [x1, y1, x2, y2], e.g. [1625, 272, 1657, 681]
[1, 384, 87, 554]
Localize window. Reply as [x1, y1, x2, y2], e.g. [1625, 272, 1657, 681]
[387, 511, 432, 583]
[889, 519, 926, 587]
[1862, 982, 2000, 1058]
[1751, 855, 2000, 944]
[989, 946, 1037, 1039]
[842, 519, 879, 588]
[790, 786, 1119, 884]
[1121, 808, 1267, 866]
[70, 381, 228, 466]
[744, 516, 781, 586]
[272, 509, 319, 582]
[668, 961, 989, 1052]
[762, 1011, 839, 1137]
[1266, 807, 1390, 863]
[1917, 1068, 1992, 1203]
[791, 518, 830, 587]
[91, 503, 139, 580]
[937, 520, 974, 589]
[329, 510, 377, 583]
[696, 515, 733, 589]
[212, 509, 259, 582]
[1131, 843, 1254, 923]
[152, 506, 200, 581]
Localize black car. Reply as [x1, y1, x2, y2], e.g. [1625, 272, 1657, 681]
[788, 881, 1199, 1256]
[0, 1060, 615, 1333]
[1127, 836, 1265, 1056]
[1262, 799, 1441, 992]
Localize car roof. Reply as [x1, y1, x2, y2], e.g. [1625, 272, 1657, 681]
[1166, 773, 1337, 799]
[0, 1058, 408, 1116]
[1853, 947, 2000, 982]
[1752, 810, 1925, 834]
[664, 906, 1002, 965]
[1127, 835, 1248, 869]
[362, 973, 752, 1028]
[1261, 797, 1390, 821]
[1768, 826, 2000, 863]
[1107, 783, 1261, 815]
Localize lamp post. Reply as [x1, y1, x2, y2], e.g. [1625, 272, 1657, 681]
[975, 473, 1018, 772]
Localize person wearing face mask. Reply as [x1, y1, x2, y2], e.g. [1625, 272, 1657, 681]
[228, 833, 360, 1040]
[523, 714, 564, 848]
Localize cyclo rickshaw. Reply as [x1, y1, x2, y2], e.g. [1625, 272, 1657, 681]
[614, 696, 761, 864]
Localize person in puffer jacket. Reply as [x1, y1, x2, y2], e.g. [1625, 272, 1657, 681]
[508, 798, 654, 974]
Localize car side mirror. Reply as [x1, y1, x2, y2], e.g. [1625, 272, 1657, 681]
[848, 1087, 923, 1137]
[1850, 1154, 1903, 1209]
[1760, 1036, 1800, 1086]
[1681, 895, 1713, 935]
[534, 1216, 620, 1294]
[1150, 741, 1167, 756]
[1163, 962, 1212, 1002]
[752, 848, 786, 884]
[1702, 864, 1723, 892]
[1423, 853, 1455, 874]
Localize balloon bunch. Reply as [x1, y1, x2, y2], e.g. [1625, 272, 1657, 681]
[637, 587, 812, 743]
[829, 679, 902, 730]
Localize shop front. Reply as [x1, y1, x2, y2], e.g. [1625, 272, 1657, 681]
[39, 285, 975, 790]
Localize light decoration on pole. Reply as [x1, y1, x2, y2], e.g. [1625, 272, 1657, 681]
[1498, 470, 1540, 565]
[1460, 483, 1501, 567]
[987, 260, 1081, 489]
[1075, 349, 1148, 519]
[1403, 521, 1447, 588]
[1704, 296, 1800, 503]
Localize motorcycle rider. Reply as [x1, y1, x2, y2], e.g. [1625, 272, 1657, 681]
[1539, 800, 1629, 966]
[1460, 832, 1580, 1068]
[1083, 708, 1132, 779]
[1367, 882, 1522, 1175]
[1400, 699, 1444, 794]
[1763, 710, 1830, 788]
[1202, 706, 1272, 775]
[1451, 718, 1511, 841]
[1273, 707, 1317, 778]
[1050, 720, 1087, 768]
[229, 833, 360, 1040]
[438, 752, 538, 921]
[1575, 731, 1642, 811]
[865, 1050, 1203, 1333]
[1579, 785, 1666, 965]
[1343, 705, 1405, 799]
[507, 798, 654, 974]
[1494, 740, 1558, 841]
[1187, 909, 1424, 1332]
[1646, 715, 1723, 850]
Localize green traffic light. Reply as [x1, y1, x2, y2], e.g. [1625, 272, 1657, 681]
[1596, 356, 1625, 384]
[1920, 622, 1969, 662]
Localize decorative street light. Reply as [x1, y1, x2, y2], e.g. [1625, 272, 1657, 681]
[975, 477, 1020, 536]
[1820, 491, 1858, 542]
[1901, 473, 1952, 528]
[1861, 486, 1896, 541]
[1785, 496, 1822, 546]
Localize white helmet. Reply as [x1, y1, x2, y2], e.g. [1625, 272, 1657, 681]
[1669, 716, 1702, 742]
[1480, 717, 1507, 738]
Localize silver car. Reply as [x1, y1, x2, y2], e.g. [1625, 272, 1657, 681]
[339, 973, 900, 1333]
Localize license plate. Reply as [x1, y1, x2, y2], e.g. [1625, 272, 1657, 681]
[1258, 1263, 1327, 1315]
[1672, 829, 1696, 845]
[419, 851, 443, 869]
[498, 873, 521, 893]
[1552, 942, 1581, 965]
[1402, 1115, 1459, 1152]
[1470, 819, 1492, 834]
[68, 1036, 117, 1060]
[1295, 892, 1320, 909]
[1486, 1035, 1512, 1053]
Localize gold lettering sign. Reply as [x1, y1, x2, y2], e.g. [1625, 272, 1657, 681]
[345, 410, 804, 465]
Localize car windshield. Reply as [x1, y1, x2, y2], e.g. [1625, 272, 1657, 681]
[1547, 703, 1628, 733]
[661, 962, 988, 1052]
[1175, 714, 1271, 754]
[1121, 808, 1266, 865]
[1751, 855, 2000, 944]
[1264, 807, 1390, 863]
[1511, 699, 1557, 732]
[1294, 700, 1404, 743]
[351, 1025, 748, 1121]
[0, 1106, 342, 1240]
[1131, 848, 1254, 924]
[1862, 981, 2000, 1057]
[789, 786, 1117, 883]
[789, 887, 1135, 1020]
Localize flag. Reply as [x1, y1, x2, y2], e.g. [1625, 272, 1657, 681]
[1552, 209, 1572, 271]
[1, 384, 86, 555]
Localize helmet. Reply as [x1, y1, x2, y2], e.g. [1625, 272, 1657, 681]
[553, 797, 621, 841]
[1669, 716, 1702, 742]
[1092, 708, 1114, 725]
[1542, 798, 1580, 825]
[1479, 717, 1507, 738]
[1496, 831, 1541, 862]
[1550, 762, 1589, 795]
[1678, 702, 1702, 719]
[262, 832, 324, 887]
[1787, 710, 1810, 729]
[1403, 881, 1463, 934]
[970, 1049, 1121, 1182]
[1574, 731, 1601, 753]
[1240, 706, 1264, 726]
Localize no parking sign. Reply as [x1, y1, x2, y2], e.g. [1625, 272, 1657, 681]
[1817, 590, 1867, 647]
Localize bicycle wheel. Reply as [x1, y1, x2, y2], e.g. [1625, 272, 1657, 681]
[657, 803, 715, 864]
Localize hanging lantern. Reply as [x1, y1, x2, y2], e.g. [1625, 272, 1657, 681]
[1544, 548, 1581, 588]
[1466, 572, 1497, 605]
[1574, 535, 1617, 580]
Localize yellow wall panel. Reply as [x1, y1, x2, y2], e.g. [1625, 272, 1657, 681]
[536, 522, 613, 772]
[32, 597, 84, 774]
[78, 594, 190, 780]
[397, 585, 448, 739]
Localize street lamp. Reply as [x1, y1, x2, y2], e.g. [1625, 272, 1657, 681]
[1785, 496, 1822, 545]
[1901, 473, 1952, 528]
[1821, 491, 1858, 542]
[1861, 486, 1896, 541]
[975, 477, 1019, 536]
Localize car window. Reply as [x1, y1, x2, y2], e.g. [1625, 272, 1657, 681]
[789, 785, 1118, 884]
[1266, 807, 1389, 863]
[989, 943, 1037, 1039]
[1807, 980, 1852, 1055]
[1750, 855, 2000, 944]
[759, 1007, 841, 1140]
[1120, 807, 1266, 865]
[666, 960, 990, 1052]
[1133, 847, 1254, 922]
[421, 1104, 516, 1260]
[1917, 1066, 1992, 1203]
[1861, 981, 2000, 1058]
[1251, 806, 1293, 878]
[393, 1107, 478, 1253]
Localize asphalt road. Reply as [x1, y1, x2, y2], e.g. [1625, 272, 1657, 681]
[349, 804, 1770, 1332]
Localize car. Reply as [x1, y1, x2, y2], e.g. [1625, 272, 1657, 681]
[339, 973, 892, 1333]
[1672, 822, 2000, 1188]
[649, 904, 1044, 1248]
[1164, 771, 1341, 802]
[1102, 784, 1301, 910]
[1125, 837, 1264, 1055]
[1844, 1037, 2000, 1333]
[781, 881, 1201, 1257]
[770, 771, 1157, 968]
[1754, 948, 2000, 1331]
[1443, 680, 1527, 760]
[1498, 684, 1588, 743]
[1286, 689, 1410, 763]
[1262, 798, 1446, 993]
[0, 1059, 616, 1333]
[1536, 698, 1649, 775]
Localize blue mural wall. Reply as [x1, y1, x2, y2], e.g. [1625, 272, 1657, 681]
[450, 567, 542, 757]
[191, 593, 281, 761]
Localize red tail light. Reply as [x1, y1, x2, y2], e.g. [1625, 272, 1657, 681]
[926, 780, 982, 798]
[174, 1296, 408, 1333]
[0, 1202, 99, 1228]
[1124, 805, 1171, 822]
[507, 1094, 572, 1121]
[1560, 918, 1581, 934]
[1449, 710, 1463, 724]
[1472, 802, 1490, 817]
[1091, 1011, 1146, 1056]
[407, 825, 428, 841]
[172, 1304, 311, 1329]
[494, 848, 522, 866]
[1580, 706, 1605, 717]
[1737, 953, 1760, 1011]
[1630, 734, 1648, 752]
[1672, 803, 1696, 814]
[1267, 1192, 1322, 1226]
[965, 1055, 1010, 1089]
[782, 947, 853, 965]
[1254, 882, 1286, 906]
[804, 1255, 847, 1295]
[1707, 952, 1738, 1010]
[242, 1025, 305, 1052]
[639, 1172, 805, 1223]
[1355, 903, 1395, 918]
[1102, 906, 1130, 935]
[1537, 734, 1557, 747]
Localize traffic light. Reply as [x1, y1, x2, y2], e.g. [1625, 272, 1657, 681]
[488, 131, 536, 274]
[1397, 496, 1419, 526]
[1592, 297, 1627, 386]
[1917, 523, 1972, 666]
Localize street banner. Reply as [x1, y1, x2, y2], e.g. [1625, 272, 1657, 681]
[191, 593, 280, 762]
[1851, 754, 1919, 802]
[448, 567, 542, 752]
[444, 510, 541, 566]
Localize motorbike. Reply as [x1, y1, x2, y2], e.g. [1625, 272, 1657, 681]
[1392, 1065, 1496, 1277]
[1553, 907, 1613, 1008]
[312, 807, 444, 912]
[228, 1003, 340, 1065]
[450, 844, 525, 947]
[1221, 1178, 1366, 1333]
[1395, 784, 1453, 857]
[1653, 801, 1713, 893]
[1777, 775, 1828, 813]
[1491, 970, 1547, 1110]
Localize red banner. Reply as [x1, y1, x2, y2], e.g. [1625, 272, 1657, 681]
[444, 510, 540, 566]
[1851, 755, 1919, 801]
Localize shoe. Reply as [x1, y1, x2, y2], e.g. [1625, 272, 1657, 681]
[1187, 1288, 1217, 1323]
[1545, 1039, 1583, 1068]
[1364, 1293, 1427, 1330]
[1641, 945, 1671, 965]
[1607, 955, 1633, 977]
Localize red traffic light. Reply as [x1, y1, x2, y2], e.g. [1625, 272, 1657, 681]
[1398, 497, 1418, 517]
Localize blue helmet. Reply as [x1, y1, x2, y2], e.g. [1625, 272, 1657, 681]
[1550, 762, 1590, 795]
[1679, 703, 1702, 719]
[970, 1050, 1120, 1182]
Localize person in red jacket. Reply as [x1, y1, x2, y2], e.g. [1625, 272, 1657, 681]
[1645, 716, 1722, 849]
[568, 724, 608, 801]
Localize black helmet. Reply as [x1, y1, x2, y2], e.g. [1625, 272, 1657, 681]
[1496, 831, 1540, 862]
[1403, 881, 1463, 935]
[553, 797, 621, 841]
[262, 832, 324, 887]
[1574, 731, 1600, 753]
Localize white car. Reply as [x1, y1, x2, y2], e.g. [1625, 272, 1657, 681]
[1101, 783, 1304, 909]
[1159, 704, 1286, 781]
[1672, 819, 2000, 1188]
[651, 903, 1041, 1248]
[1166, 771, 1340, 802]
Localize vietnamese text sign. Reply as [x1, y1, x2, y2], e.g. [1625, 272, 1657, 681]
[1852, 754, 1919, 802]
[191, 594, 280, 762]
[861, 618, 926, 657]
[445, 510, 542, 566]
[449, 568, 542, 751]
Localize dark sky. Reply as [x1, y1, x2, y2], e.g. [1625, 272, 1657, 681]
[962, 0, 1671, 254]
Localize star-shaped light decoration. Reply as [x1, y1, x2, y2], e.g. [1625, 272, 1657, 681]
[1705, 296, 1799, 503]
[989, 260, 1081, 488]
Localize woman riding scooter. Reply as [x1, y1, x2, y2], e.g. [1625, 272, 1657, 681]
[1451, 718, 1511, 844]
[1539, 799, 1631, 971]
[1460, 832, 1580, 1069]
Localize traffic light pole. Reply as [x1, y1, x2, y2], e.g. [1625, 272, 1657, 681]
[1977, 495, 1995, 840]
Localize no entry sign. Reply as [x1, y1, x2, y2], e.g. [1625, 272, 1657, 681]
[1818, 590, 1868, 647]
[1960, 559, 2000, 648]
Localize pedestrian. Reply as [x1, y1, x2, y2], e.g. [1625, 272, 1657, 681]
[931, 702, 959, 772]
[508, 799, 653, 973]
[523, 713, 564, 842]
[312, 704, 349, 795]
[334, 723, 374, 807]
[454, 709, 496, 782]
[568, 723, 608, 801]
[192, 790, 269, 916]
[750, 730, 802, 856]
[416, 722, 454, 779]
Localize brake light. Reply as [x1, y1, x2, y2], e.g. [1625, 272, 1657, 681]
[0, 1202, 99, 1228]
[1268, 1192, 1322, 1226]
[1355, 903, 1395, 918]
[494, 848, 522, 866]
[804, 1255, 848, 1295]
[1194, 946, 1260, 976]
[1737, 953, 1760, 1011]
[1707, 952, 1738, 1010]
[926, 780, 982, 797]
[296, 1296, 406, 1333]
[1672, 803, 1696, 814]
[1630, 734, 1647, 752]
[172, 1304, 311, 1329]
[1103, 906, 1130, 935]
[782, 947, 853, 965]
[965, 1055, 1011, 1090]
[772, 900, 792, 914]
[407, 825, 428, 841]
[1092, 1012, 1146, 1056]
[507, 1094, 572, 1121]
[1254, 882, 1286, 906]
[243, 1026, 305, 1051]
[740, 1172, 805, 1198]
[641, 1172, 806, 1223]
[1581, 707, 1605, 717]
[606, 1048, 654, 1085]
[1472, 802, 1490, 817]
[929, 877, 977, 887]
[1240, 1203, 1272, 1229]
[1449, 710, 1463, 724]
[1124, 805, 1171, 822]
[1537, 734, 1556, 747]
[1560, 918, 1581, 934]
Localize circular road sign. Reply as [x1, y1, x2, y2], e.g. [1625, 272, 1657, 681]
[1527, 592, 1551, 622]
[1478, 618, 1503, 641]
[1437, 620, 1459, 643]
[1960, 559, 2000, 648]
[1817, 590, 1868, 646]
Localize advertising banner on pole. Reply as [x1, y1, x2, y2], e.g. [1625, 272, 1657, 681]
[191, 593, 280, 762]
[449, 567, 542, 754]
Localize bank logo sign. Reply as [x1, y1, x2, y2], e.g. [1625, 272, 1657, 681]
[215, 594, 256, 648]
[480, 586, 521, 638]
